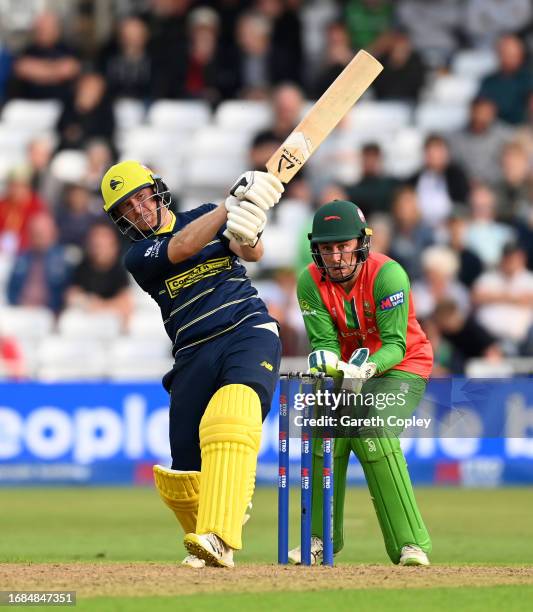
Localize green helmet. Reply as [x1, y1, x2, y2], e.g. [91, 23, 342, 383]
[308, 200, 372, 283]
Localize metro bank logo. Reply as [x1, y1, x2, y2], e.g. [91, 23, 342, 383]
[380, 290, 404, 311]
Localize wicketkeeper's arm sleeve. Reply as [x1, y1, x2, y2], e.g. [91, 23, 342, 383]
[371, 261, 410, 374]
[297, 268, 341, 356]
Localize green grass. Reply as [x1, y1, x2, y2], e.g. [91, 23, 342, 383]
[77, 586, 533, 612]
[1, 487, 532, 565]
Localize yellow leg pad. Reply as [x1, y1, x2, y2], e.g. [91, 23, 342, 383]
[196, 384, 262, 550]
[153, 465, 200, 535]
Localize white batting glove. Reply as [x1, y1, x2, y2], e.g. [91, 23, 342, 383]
[230, 171, 284, 210]
[224, 196, 267, 247]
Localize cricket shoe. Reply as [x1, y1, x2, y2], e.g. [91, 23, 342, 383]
[184, 532, 235, 568]
[288, 536, 324, 565]
[399, 545, 430, 566]
[181, 554, 205, 569]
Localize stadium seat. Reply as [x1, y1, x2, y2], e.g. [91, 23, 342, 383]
[1, 99, 62, 130]
[348, 101, 412, 134]
[57, 309, 123, 340]
[384, 128, 424, 178]
[49, 150, 88, 184]
[119, 126, 186, 167]
[415, 103, 469, 132]
[425, 75, 479, 105]
[108, 337, 172, 381]
[215, 100, 272, 131]
[147, 100, 211, 131]
[113, 98, 146, 130]
[0, 306, 54, 340]
[452, 49, 498, 79]
[36, 337, 107, 380]
[129, 312, 170, 342]
[0, 124, 39, 153]
[190, 126, 251, 156]
[184, 154, 246, 190]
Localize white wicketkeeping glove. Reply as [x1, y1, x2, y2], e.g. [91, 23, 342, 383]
[224, 195, 267, 247]
[230, 170, 284, 210]
[337, 347, 377, 393]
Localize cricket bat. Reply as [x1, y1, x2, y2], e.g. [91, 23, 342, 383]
[266, 50, 383, 184]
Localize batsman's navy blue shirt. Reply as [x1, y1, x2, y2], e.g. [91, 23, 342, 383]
[125, 204, 276, 355]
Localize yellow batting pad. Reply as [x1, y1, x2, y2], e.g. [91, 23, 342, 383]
[153, 465, 200, 535]
[196, 384, 262, 550]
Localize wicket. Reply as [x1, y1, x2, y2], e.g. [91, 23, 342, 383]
[278, 372, 334, 566]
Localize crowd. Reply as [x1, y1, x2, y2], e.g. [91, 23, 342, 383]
[0, 0, 533, 378]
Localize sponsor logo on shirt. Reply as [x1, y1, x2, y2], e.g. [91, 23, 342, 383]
[299, 299, 317, 316]
[165, 256, 232, 296]
[379, 291, 404, 311]
[144, 240, 163, 258]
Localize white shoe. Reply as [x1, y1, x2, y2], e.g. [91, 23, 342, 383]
[184, 532, 235, 568]
[181, 554, 205, 569]
[399, 545, 430, 566]
[288, 536, 324, 565]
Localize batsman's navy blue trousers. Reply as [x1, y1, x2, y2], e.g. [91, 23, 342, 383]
[162, 322, 282, 471]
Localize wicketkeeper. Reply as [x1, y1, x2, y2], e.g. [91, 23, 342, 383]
[291, 199, 433, 566]
[101, 161, 283, 568]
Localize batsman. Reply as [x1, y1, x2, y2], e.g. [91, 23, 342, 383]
[101, 161, 284, 568]
[292, 199, 433, 566]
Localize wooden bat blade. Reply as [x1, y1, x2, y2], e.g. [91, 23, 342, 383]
[266, 50, 383, 183]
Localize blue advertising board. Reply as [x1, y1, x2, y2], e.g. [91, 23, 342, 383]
[0, 379, 532, 486]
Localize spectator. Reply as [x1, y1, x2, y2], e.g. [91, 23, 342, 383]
[495, 142, 532, 225]
[256, 0, 304, 86]
[252, 83, 304, 154]
[368, 212, 392, 254]
[56, 72, 115, 152]
[257, 267, 306, 356]
[249, 131, 282, 171]
[0, 166, 47, 255]
[472, 242, 533, 353]
[180, 8, 221, 102]
[346, 142, 398, 215]
[55, 183, 100, 251]
[26, 135, 55, 201]
[388, 186, 434, 280]
[65, 222, 133, 327]
[84, 139, 115, 205]
[0, 334, 25, 380]
[478, 34, 532, 125]
[396, 0, 462, 68]
[10, 11, 80, 101]
[345, 0, 393, 51]
[433, 298, 502, 372]
[100, 16, 153, 101]
[235, 10, 294, 99]
[373, 30, 427, 103]
[313, 22, 353, 98]
[410, 134, 469, 229]
[513, 92, 533, 165]
[0, 35, 12, 103]
[464, 0, 533, 49]
[446, 213, 483, 288]
[450, 97, 513, 185]
[420, 318, 454, 376]
[148, 0, 191, 99]
[465, 183, 515, 268]
[412, 245, 470, 319]
[7, 213, 70, 312]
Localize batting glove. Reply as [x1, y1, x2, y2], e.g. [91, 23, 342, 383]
[224, 196, 266, 247]
[230, 171, 284, 210]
